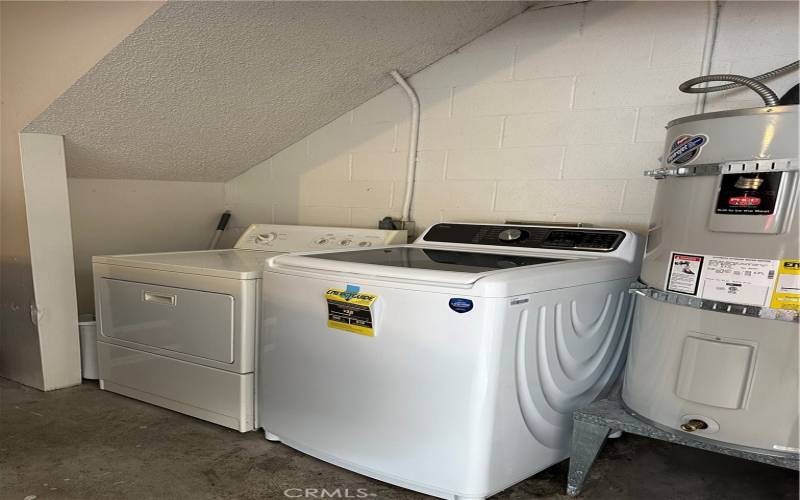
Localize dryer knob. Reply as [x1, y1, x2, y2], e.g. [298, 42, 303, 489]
[498, 228, 523, 242]
[256, 232, 277, 243]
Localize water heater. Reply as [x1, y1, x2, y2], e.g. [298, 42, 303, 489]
[622, 100, 799, 455]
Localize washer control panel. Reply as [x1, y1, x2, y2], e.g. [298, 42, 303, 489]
[235, 224, 407, 251]
[421, 223, 625, 252]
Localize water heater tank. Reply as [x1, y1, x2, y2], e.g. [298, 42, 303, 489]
[622, 104, 798, 455]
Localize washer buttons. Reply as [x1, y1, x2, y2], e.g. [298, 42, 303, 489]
[358, 241, 372, 247]
[339, 239, 352, 246]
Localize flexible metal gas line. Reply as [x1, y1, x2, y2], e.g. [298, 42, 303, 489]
[679, 60, 799, 107]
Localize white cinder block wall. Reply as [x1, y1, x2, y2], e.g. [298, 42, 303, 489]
[224, 1, 799, 237]
[68, 179, 225, 313]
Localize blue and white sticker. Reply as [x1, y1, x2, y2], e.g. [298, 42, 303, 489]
[342, 284, 361, 300]
[448, 298, 474, 313]
[667, 134, 708, 165]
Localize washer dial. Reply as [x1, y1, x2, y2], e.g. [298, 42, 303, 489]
[498, 228, 523, 242]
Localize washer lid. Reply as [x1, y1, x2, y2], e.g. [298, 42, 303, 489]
[93, 249, 279, 279]
[269, 245, 572, 285]
[305, 246, 563, 272]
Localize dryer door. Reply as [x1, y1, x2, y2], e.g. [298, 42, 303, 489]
[98, 278, 235, 363]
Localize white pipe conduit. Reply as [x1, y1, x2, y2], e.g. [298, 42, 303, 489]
[695, 0, 721, 114]
[390, 69, 420, 223]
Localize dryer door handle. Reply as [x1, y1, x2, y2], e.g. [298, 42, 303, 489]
[143, 291, 177, 307]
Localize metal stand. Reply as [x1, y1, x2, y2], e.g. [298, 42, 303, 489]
[566, 398, 800, 497]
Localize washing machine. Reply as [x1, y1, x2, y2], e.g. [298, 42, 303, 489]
[258, 222, 643, 499]
[93, 224, 406, 432]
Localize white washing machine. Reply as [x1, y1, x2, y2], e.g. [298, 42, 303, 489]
[259, 223, 643, 499]
[93, 224, 406, 432]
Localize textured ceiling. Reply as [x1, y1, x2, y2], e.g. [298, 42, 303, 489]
[25, 1, 530, 181]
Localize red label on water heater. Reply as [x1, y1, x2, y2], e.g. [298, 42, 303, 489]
[715, 172, 782, 216]
[728, 195, 761, 207]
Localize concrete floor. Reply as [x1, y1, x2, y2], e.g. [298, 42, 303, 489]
[1, 378, 796, 500]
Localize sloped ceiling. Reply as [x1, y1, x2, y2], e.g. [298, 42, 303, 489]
[24, 1, 533, 181]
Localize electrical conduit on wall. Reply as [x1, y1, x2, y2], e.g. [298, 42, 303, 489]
[690, 2, 798, 110]
[390, 70, 420, 229]
[695, 1, 721, 114]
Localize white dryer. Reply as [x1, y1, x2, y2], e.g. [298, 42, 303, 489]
[93, 224, 406, 432]
[259, 223, 642, 499]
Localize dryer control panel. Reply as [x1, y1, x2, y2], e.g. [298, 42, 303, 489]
[234, 224, 407, 252]
[421, 223, 625, 252]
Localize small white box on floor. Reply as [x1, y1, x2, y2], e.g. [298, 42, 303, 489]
[78, 314, 99, 380]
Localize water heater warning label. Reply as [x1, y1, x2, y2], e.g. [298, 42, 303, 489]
[666, 254, 703, 295]
[666, 252, 796, 309]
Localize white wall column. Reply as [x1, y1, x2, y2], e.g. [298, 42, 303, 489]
[19, 132, 81, 390]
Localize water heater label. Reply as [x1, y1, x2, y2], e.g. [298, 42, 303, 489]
[666, 253, 703, 295]
[770, 260, 800, 311]
[700, 256, 776, 306]
[714, 171, 782, 216]
[666, 252, 792, 309]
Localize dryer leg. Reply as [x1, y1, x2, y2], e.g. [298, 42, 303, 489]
[264, 430, 281, 442]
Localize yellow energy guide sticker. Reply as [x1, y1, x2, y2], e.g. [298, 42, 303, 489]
[325, 288, 378, 336]
[770, 260, 800, 311]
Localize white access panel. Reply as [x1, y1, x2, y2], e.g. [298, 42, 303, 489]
[675, 336, 754, 409]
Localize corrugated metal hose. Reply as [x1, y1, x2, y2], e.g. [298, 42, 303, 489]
[679, 60, 799, 107]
